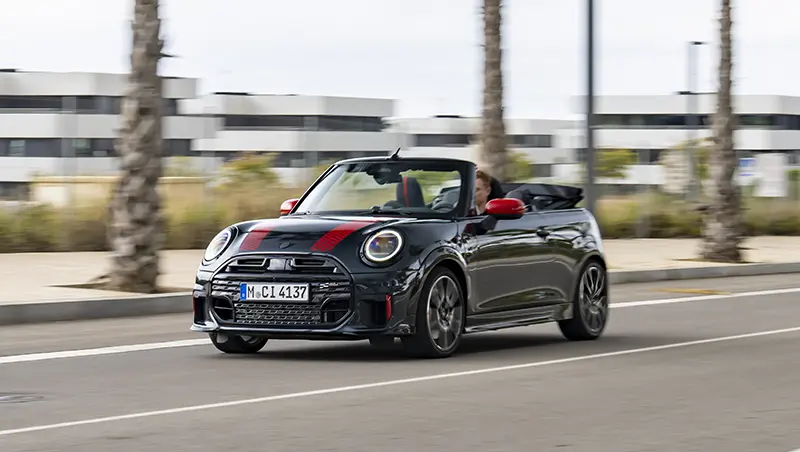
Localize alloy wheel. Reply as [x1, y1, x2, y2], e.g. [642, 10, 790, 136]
[426, 274, 464, 352]
[578, 264, 608, 334]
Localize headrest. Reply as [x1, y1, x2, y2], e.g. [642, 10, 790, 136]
[396, 176, 425, 207]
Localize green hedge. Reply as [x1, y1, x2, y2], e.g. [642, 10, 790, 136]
[2, 189, 800, 253]
[596, 192, 800, 238]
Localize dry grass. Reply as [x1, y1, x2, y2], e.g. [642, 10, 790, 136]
[2, 184, 800, 253]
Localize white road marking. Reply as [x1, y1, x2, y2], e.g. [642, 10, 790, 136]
[0, 325, 798, 437]
[0, 339, 210, 364]
[611, 286, 800, 308]
[1, 286, 799, 366]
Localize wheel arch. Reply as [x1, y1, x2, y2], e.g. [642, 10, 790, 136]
[583, 253, 606, 270]
[419, 245, 471, 302]
[572, 251, 608, 304]
[433, 258, 469, 308]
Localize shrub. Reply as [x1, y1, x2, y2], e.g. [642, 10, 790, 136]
[3, 185, 800, 253]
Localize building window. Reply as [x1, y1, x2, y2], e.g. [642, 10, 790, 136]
[91, 139, 115, 157]
[223, 115, 305, 130]
[317, 116, 383, 132]
[75, 96, 96, 113]
[165, 139, 192, 156]
[635, 149, 662, 164]
[510, 134, 553, 148]
[596, 113, 793, 129]
[0, 96, 62, 111]
[97, 96, 121, 115]
[73, 139, 92, 157]
[221, 115, 384, 132]
[413, 134, 473, 147]
[9, 140, 25, 156]
[533, 164, 553, 178]
[163, 98, 179, 116]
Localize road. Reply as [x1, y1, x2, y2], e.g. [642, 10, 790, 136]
[1, 274, 799, 451]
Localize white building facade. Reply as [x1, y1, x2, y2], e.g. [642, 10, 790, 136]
[5, 69, 800, 196]
[0, 70, 407, 194]
[554, 94, 800, 186]
[0, 69, 216, 197]
[182, 92, 404, 184]
[386, 116, 576, 178]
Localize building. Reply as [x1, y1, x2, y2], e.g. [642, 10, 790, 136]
[0, 70, 406, 194]
[386, 116, 576, 178]
[182, 92, 404, 184]
[0, 69, 215, 197]
[552, 94, 800, 186]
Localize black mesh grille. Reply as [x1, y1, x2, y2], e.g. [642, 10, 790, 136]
[209, 254, 352, 328]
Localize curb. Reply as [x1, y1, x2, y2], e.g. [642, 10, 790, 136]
[609, 261, 800, 284]
[0, 293, 191, 326]
[3, 262, 800, 325]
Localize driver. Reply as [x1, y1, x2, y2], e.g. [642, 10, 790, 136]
[475, 168, 491, 214]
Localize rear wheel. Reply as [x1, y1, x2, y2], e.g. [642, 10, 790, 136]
[401, 267, 465, 358]
[558, 261, 609, 341]
[209, 333, 268, 354]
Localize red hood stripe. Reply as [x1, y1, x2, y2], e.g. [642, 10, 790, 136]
[311, 220, 379, 253]
[238, 221, 274, 251]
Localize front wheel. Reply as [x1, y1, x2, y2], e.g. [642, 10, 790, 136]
[209, 333, 268, 354]
[401, 267, 466, 358]
[558, 261, 609, 341]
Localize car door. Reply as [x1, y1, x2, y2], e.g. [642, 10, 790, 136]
[460, 211, 557, 317]
[530, 210, 590, 304]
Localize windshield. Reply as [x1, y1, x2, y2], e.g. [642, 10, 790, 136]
[293, 160, 466, 217]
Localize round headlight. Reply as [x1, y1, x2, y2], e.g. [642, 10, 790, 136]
[363, 229, 403, 263]
[204, 228, 234, 261]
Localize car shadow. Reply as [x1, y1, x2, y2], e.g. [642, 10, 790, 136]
[206, 328, 694, 363]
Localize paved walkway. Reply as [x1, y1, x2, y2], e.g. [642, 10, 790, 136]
[2, 236, 799, 304]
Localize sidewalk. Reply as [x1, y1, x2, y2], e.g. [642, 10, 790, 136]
[3, 236, 800, 305]
[2, 236, 800, 325]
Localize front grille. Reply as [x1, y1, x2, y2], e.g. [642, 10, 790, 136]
[209, 254, 352, 328]
[225, 256, 340, 275]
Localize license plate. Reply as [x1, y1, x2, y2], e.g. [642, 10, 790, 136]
[239, 283, 310, 302]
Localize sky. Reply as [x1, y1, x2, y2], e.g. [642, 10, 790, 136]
[1, 0, 798, 119]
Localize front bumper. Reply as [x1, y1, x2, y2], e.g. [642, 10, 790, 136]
[190, 253, 420, 340]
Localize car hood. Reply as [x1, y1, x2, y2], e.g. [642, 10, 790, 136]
[233, 215, 409, 254]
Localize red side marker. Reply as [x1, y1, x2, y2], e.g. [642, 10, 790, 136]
[385, 293, 392, 321]
[238, 222, 273, 251]
[311, 221, 376, 253]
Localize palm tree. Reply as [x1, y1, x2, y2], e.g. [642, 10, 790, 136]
[700, 0, 743, 262]
[105, 0, 166, 292]
[479, 0, 508, 181]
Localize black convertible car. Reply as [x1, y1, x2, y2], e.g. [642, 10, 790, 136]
[190, 155, 609, 358]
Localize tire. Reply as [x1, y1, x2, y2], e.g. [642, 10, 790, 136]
[558, 260, 609, 341]
[209, 333, 268, 354]
[401, 267, 466, 358]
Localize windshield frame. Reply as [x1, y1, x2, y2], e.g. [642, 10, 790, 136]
[290, 158, 476, 219]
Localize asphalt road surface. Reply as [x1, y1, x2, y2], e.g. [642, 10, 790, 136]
[1, 274, 799, 452]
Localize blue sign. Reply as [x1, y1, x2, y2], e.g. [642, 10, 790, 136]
[739, 157, 755, 177]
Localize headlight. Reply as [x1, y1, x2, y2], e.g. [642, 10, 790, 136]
[362, 229, 403, 263]
[204, 227, 234, 261]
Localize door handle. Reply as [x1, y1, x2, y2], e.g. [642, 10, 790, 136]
[536, 227, 550, 238]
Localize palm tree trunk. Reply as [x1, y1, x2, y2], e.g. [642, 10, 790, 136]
[700, 0, 743, 262]
[480, 0, 508, 181]
[106, 0, 165, 292]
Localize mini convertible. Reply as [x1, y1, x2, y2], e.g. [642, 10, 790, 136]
[191, 155, 609, 358]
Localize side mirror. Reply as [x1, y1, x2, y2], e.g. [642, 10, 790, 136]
[280, 198, 299, 216]
[485, 198, 525, 220]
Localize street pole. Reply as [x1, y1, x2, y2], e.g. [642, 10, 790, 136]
[686, 40, 705, 202]
[584, 0, 597, 215]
